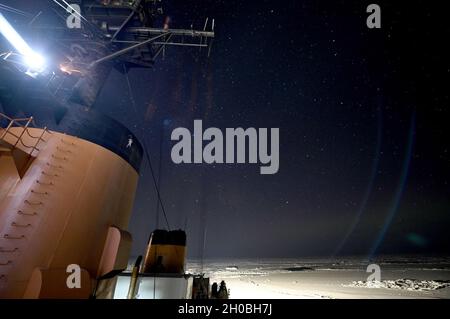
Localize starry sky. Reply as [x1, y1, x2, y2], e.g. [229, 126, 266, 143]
[3, 0, 450, 259]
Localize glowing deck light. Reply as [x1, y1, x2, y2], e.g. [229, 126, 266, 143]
[23, 52, 45, 71]
[0, 13, 45, 71]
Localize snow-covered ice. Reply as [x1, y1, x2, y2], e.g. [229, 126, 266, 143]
[186, 256, 450, 299]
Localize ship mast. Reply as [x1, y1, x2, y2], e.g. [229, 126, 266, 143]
[1, 0, 215, 108]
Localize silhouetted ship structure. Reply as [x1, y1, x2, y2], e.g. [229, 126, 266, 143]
[0, 0, 223, 299]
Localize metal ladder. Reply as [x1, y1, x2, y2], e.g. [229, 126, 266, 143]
[0, 113, 51, 157]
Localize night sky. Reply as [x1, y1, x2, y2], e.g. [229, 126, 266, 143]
[3, 1, 450, 259]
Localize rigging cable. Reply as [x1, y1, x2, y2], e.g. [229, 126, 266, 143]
[143, 138, 171, 231]
[0, 4, 33, 18]
[123, 64, 171, 231]
[50, 0, 104, 39]
[51, 0, 88, 23]
[124, 64, 172, 299]
[154, 123, 164, 229]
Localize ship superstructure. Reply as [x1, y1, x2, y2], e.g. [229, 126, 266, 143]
[0, 0, 214, 298]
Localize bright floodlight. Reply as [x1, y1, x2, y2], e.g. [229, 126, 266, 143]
[23, 52, 46, 71]
[0, 13, 45, 72]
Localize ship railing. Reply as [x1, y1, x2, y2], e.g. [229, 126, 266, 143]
[0, 113, 51, 157]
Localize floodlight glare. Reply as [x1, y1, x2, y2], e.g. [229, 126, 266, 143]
[23, 52, 46, 71]
[0, 13, 46, 72]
